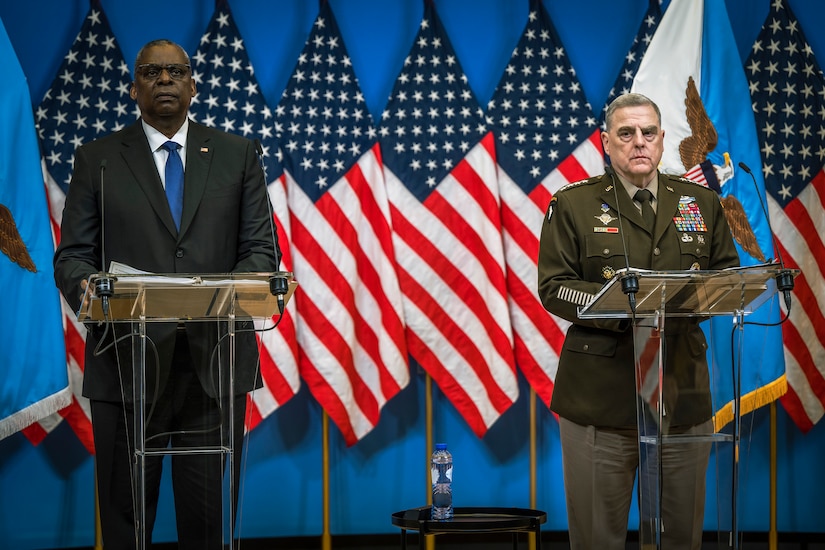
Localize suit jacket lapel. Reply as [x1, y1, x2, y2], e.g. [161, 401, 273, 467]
[181, 123, 212, 236]
[120, 122, 179, 237]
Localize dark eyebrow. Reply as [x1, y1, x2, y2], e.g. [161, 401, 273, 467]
[615, 125, 659, 134]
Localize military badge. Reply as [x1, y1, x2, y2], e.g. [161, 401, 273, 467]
[672, 195, 707, 232]
[602, 266, 616, 280]
[596, 213, 618, 225]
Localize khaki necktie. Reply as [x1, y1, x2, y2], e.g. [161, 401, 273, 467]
[634, 188, 655, 231]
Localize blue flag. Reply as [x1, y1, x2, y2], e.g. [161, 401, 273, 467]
[631, 0, 786, 427]
[0, 20, 69, 439]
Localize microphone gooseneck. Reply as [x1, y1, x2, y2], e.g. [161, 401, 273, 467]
[737, 161, 794, 310]
[97, 159, 114, 317]
[606, 165, 639, 314]
[253, 138, 289, 302]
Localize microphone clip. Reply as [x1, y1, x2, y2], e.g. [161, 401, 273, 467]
[94, 274, 115, 317]
[269, 275, 289, 297]
[269, 275, 289, 315]
[620, 271, 639, 314]
[775, 267, 795, 310]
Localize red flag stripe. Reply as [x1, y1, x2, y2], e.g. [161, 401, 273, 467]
[290, 215, 383, 427]
[286, 153, 408, 444]
[772, 171, 825, 429]
[392, 246, 515, 416]
[386, 163, 518, 431]
[388, 200, 514, 381]
[299, 165, 407, 400]
[497, 134, 603, 409]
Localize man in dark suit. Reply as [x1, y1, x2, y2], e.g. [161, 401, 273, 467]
[538, 93, 739, 549]
[53, 39, 279, 549]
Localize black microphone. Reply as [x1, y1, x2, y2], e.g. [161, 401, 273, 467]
[96, 159, 114, 317]
[253, 138, 288, 309]
[606, 165, 639, 314]
[737, 161, 793, 310]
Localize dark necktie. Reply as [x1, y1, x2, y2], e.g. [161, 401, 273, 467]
[162, 140, 184, 230]
[634, 188, 656, 231]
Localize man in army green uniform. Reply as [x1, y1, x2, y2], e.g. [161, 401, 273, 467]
[538, 93, 739, 549]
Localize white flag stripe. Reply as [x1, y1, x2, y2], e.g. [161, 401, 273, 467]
[770, 191, 825, 423]
[396, 283, 502, 428]
[631, 0, 702, 174]
[771, 193, 825, 290]
[286, 153, 408, 437]
[378, 3, 517, 436]
[385, 170, 517, 414]
[294, 304, 374, 440]
[288, 164, 406, 389]
[386, 173, 511, 361]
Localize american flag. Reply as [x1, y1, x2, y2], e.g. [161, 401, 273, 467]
[274, 1, 408, 446]
[378, 1, 518, 437]
[745, 0, 825, 431]
[188, 0, 300, 431]
[485, 0, 603, 409]
[601, 0, 662, 123]
[27, 1, 137, 453]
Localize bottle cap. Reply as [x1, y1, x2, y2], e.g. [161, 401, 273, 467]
[435, 443, 447, 450]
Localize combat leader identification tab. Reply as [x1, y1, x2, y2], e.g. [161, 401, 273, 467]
[672, 195, 707, 232]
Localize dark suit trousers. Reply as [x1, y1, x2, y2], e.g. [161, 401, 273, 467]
[91, 330, 247, 550]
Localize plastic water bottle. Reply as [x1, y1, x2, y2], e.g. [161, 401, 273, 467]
[431, 443, 453, 520]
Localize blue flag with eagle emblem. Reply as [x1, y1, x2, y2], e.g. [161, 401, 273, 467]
[630, 0, 785, 428]
[0, 19, 69, 440]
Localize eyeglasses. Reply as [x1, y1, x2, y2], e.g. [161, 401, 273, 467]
[136, 63, 191, 81]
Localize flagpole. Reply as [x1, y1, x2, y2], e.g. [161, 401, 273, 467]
[425, 373, 435, 550]
[529, 388, 537, 550]
[769, 402, 777, 550]
[322, 411, 331, 550]
[94, 471, 103, 550]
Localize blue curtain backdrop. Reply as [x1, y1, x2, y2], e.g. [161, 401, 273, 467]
[1, 1, 825, 548]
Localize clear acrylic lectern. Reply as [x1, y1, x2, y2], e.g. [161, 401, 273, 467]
[579, 265, 795, 550]
[78, 271, 296, 550]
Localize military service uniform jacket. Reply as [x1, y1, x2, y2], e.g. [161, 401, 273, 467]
[538, 171, 739, 429]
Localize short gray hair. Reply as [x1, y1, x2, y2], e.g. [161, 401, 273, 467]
[604, 93, 662, 131]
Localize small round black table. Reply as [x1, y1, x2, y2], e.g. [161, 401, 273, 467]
[391, 506, 547, 549]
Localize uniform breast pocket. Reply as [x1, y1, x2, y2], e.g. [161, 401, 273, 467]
[677, 233, 710, 269]
[584, 233, 625, 280]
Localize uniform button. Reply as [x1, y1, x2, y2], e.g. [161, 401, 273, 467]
[653, 247, 661, 256]
[176, 248, 184, 258]
[582, 344, 589, 351]
[603, 249, 610, 255]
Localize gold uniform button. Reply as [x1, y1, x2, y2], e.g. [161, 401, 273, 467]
[653, 247, 661, 256]
[603, 248, 610, 255]
[583, 344, 590, 351]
